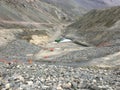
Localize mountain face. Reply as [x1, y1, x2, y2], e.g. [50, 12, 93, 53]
[41, 0, 120, 20]
[1, 0, 120, 29]
[40, 0, 88, 19]
[64, 6, 120, 46]
[0, 0, 70, 29]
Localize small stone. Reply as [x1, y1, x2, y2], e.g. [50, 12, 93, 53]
[26, 81, 33, 86]
[42, 85, 50, 89]
[17, 87, 24, 90]
[98, 85, 111, 89]
[40, 77, 45, 82]
[62, 82, 71, 89]
[1, 88, 6, 90]
[8, 88, 12, 90]
[15, 75, 24, 82]
[71, 82, 78, 89]
[93, 79, 97, 83]
[5, 83, 10, 89]
[104, 73, 108, 75]
[74, 75, 79, 79]
[0, 77, 2, 80]
[17, 65, 20, 68]
[57, 86, 63, 90]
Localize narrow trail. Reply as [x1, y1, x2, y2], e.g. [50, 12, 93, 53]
[0, 20, 55, 25]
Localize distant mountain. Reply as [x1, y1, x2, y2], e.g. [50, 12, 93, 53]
[75, 0, 120, 8]
[40, 0, 87, 19]
[41, 0, 120, 19]
[0, 0, 120, 29]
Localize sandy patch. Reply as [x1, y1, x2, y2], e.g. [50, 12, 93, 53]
[30, 35, 49, 45]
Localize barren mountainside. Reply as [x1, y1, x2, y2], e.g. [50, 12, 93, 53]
[41, 0, 120, 19]
[0, 1, 120, 90]
[0, 0, 69, 28]
[1, 0, 120, 29]
[65, 6, 120, 46]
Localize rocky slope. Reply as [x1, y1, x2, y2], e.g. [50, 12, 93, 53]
[41, 0, 120, 19]
[65, 6, 120, 46]
[56, 6, 120, 67]
[1, 0, 120, 29]
[40, 0, 87, 19]
[0, 0, 69, 29]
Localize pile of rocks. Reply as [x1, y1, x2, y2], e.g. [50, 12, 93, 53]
[0, 62, 119, 90]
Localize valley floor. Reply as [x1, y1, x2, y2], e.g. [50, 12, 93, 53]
[0, 26, 120, 89]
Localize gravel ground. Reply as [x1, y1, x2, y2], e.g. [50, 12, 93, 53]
[37, 45, 120, 64]
[0, 62, 120, 90]
[0, 39, 41, 61]
[53, 46, 120, 62]
[0, 38, 120, 67]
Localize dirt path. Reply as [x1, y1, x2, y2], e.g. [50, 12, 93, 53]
[0, 20, 55, 25]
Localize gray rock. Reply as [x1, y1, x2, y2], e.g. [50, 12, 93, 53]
[5, 83, 10, 89]
[56, 85, 63, 90]
[26, 81, 33, 86]
[71, 82, 78, 89]
[62, 82, 71, 89]
[42, 85, 50, 89]
[14, 75, 24, 82]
